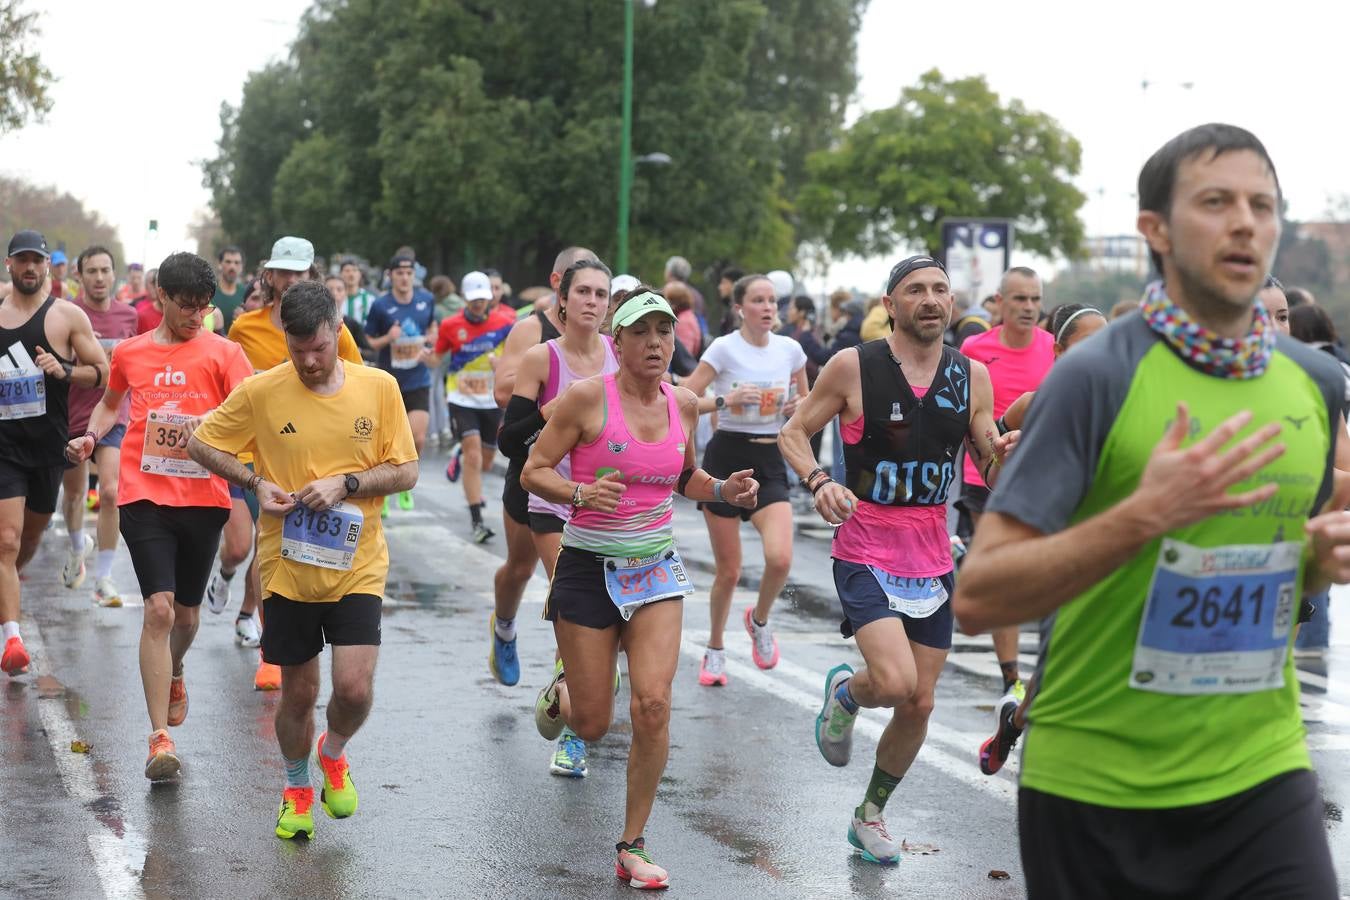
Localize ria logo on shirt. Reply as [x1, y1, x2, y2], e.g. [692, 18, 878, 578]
[153, 365, 187, 386]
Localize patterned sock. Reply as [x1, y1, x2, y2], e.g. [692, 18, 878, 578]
[284, 755, 310, 789]
[321, 731, 350, 760]
[835, 679, 859, 714]
[858, 766, 902, 818]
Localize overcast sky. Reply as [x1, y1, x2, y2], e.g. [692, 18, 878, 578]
[3, 0, 1344, 291]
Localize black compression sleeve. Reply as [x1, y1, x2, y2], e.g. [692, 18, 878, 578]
[498, 395, 547, 460]
[676, 467, 696, 496]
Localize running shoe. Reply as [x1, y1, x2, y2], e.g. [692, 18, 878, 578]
[848, 812, 901, 865]
[488, 614, 520, 686]
[167, 673, 188, 727]
[397, 490, 414, 511]
[616, 838, 669, 889]
[698, 648, 728, 687]
[236, 614, 261, 648]
[472, 521, 495, 544]
[255, 657, 282, 691]
[86, 488, 100, 511]
[1010, 679, 1027, 704]
[206, 570, 233, 614]
[144, 729, 180, 781]
[275, 786, 316, 840]
[1, 635, 30, 676]
[978, 690, 1023, 776]
[743, 608, 780, 669]
[445, 444, 462, 483]
[62, 533, 94, 590]
[315, 731, 359, 818]
[549, 729, 588, 778]
[534, 659, 566, 740]
[94, 577, 122, 608]
[815, 663, 856, 768]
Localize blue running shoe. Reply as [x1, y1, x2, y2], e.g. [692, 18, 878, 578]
[549, 728, 588, 777]
[488, 614, 520, 686]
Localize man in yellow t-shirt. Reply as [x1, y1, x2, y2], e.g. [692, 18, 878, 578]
[189, 280, 417, 842]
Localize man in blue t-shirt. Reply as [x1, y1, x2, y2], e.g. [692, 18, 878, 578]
[364, 253, 435, 511]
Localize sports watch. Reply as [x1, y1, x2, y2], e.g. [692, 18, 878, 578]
[343, 474, 360, 497]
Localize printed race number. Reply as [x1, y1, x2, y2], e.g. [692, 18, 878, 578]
[603, 550, 694, 620]
[281, 501, 364, 570]
[0, 369, 44, 420]
[141, 410, 208, 478]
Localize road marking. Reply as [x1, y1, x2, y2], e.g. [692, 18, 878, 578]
[22, 619, 148, 900]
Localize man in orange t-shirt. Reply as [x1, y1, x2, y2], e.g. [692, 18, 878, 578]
[67, 251, 253, 783]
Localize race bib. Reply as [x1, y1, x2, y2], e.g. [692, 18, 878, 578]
[0, 369, 45, 420]
[391, 336, 424, 370]
[457, 369, 493, 399]
[868, 568, 948, 619]
[726, 380, 786, 426]
[604, 550, 695, 621]
[141, 409, 208, 478]
[281, 501, 364, 571]
[1131, 539, 1298, 695]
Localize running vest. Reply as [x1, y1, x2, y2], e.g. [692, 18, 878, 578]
[528, 337, 619, 520]
[538, 309, 560, 342]
[0, 296, 71, 467]
[844, 339, 969, 507]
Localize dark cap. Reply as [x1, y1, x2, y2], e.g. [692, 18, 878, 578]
[7, 230, 50, 259]
[389, 254, 415, 270]
[886, 255, 947, 295]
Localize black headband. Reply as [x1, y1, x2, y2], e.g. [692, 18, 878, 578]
[886, 255, 947, 295]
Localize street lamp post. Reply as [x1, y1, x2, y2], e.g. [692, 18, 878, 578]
[616, 0, 636, 273]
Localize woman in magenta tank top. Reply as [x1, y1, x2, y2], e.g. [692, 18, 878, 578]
[522, 288, 758, 889]
[500, 260, 619, 576]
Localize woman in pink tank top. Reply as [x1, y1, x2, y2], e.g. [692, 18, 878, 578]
[500, 260, 619, 577]
[523, 288, 758, 889]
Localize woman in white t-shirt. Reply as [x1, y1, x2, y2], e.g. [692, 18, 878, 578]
[684, 274, 808, 687]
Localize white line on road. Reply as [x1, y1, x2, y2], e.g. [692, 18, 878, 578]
[21, 619, 147, 900]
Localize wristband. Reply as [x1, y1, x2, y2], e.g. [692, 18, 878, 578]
[92, 365, 103, 388]
[571, 482, 586, 508]
[83, 430, 97, 446]
[246, 474, 262, 493]
[60, 360, 74, 381]
[798, 467, 824, 490]
[810, 476, 834, 495]
[713, 479, 725, 502]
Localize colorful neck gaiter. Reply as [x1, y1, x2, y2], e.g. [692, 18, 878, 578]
[1140, 281, 1275, 379]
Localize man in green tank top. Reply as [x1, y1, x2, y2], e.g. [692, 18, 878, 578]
[954, 124, 1345, 897]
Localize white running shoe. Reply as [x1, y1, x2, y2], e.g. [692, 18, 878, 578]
[62, 534, 94, 590]
[235, 614, 261, 648]
[93, 577, 122, 608]
[206, 571, 233, 615]
[848, 810, 901, 865]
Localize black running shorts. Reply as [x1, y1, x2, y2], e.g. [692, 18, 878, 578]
[544, 546, 683, 630]
[0, 456, 63, 514]
[697, 430, 790, 521]
[119, 501, 229, 605]
[261, 592, 382, 666]
[400, 386, 430, 414]
[448, 403, 501, 447]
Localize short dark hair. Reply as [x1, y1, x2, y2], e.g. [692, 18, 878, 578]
[218, 245, 242, 262]
[280, 280, 340, 337]
[1138, 123, 1281, 274]
[1286, 287, 1314, 308]
[791, 295, 816, 318]
[720, 266, 744, 283]
[157, 252, 217, 303]
[483, 268, 501, 279]
[77, 245, 115, 274]
[732, 273, 772, 306]
[1290, 303, 1338, 345]
[557, 258, 613, 324]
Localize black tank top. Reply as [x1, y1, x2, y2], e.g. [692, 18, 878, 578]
[0, 296, 71, 467]
[537, 308, 560, 342]
[844, 339, 970, 507]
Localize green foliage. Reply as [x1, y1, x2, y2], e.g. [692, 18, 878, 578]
[800, 69, 1086, 261]
[203, 0, 861, 285]
[0, 176, 124, 266]
[0, 1, 51, 135]
[1045, 268, 1146, 311]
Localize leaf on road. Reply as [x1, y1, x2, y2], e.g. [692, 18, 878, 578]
[70, 740, 91, 753]
[988, 870, 1011, 880]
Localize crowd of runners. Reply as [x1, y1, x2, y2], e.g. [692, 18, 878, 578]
[0, 122, 1344, 895]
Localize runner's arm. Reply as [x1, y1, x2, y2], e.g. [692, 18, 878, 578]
[520, 381, 602, 504]
[38, 306, 108, 388]
[187, 436, 258, 489]
[343, 461, 419, 498]
[1001, 391, 1034, 434]
[683, 361, 720, 413]
[779, 349, 856, 481]
[675, 389, 758, 506]
[493, 315, 543, 407]
[963, 361, 1004, 487]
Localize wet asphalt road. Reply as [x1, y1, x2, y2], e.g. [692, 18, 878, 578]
[3, 448, 1348, 900]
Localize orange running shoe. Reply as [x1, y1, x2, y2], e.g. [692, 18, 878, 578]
[315, 732, 358, 818]
[1, 635, 30, 676]
[144, 729, 180, 781]
[167, 673, 188, 726]
[255, 656, 281, 691]
[276, 786, 315, 840]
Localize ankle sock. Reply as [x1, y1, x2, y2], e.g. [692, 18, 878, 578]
[2, 621, 19, 641]
[321, 731, 350, 760]
[68, 531, 85, 554]
[469, 503, 483, 526]
[95, 550, 115, 580]
[835, 679, 859, 714]
[494, 616, 516, 641]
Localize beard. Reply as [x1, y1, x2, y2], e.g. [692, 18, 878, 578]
[11, 273, 43, 296]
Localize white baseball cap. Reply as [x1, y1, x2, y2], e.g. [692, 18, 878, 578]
[767, 269, 793, 299]
[611, 274, 640, 295]
[264, 236, 315, 272]
[462, 270, 492, 301]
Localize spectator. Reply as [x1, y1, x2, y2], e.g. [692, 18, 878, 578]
[716, 266, 743, 335]
[946, 290, 991, 346]
[665, 282, 702, 357]
[981, 293, 1001, 325]
[767, 269, 794, 321]
[860, 295, 890, 341]
[430, 275, 464, 318]
[1290, 304, 1350, 368]
[664, 255, 706, 320]
[1286, 286, 1315, 308]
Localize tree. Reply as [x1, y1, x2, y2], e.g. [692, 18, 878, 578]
[799, 69, 1087, 261]
[0, 176, 124, 266]
[0, 1, 51, 135]
[203, 0, 856, 286]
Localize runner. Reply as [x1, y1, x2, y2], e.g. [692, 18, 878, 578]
[957, 267, 1054, 704]
[67, 251, 251, 778]
[778, 254, 1005, 865]
[433, 270, 514, 543]
[953, 123, 1342, 897]
[60, 245, 139, 606]
[1259, 274, 1290, 334]
[212, 246, 247, 332]
[1, 230, 109, 677]
[485, 246, 592, 690]
[222, 236, 363, 690]
[682, 273, 808, 685]
[971, 302, 1106, 776]
[189, 279, 417, 840]
[364, 252, 435, 513]
[522, 288, 758, 888]
[340, 258, 377, 326]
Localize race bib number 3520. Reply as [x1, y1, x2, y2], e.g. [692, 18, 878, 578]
[1130, 539, 1298, 696]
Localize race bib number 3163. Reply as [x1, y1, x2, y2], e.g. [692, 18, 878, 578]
[281, 502, 364, 571]
[1130, 539, 1298, 696]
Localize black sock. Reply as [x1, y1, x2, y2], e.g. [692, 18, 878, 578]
[1000, 661, 1019, 692]
[469, 503, 483, 526]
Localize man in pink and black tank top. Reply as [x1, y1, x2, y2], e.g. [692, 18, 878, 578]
[957, 267, 1052, 705]
[779, 255, 1009, 866]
